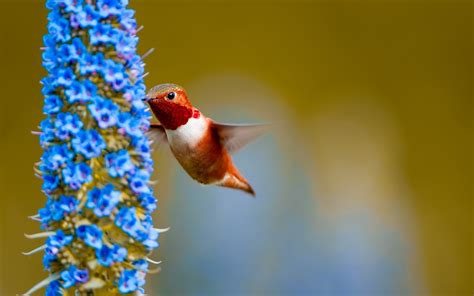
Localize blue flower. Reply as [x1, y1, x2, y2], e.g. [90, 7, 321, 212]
[42, 49, 57, 72]
[103, 59, 129, 90]
[97, 0, 127, 18]
[88, 97, 120, 129]
[105, 150, 135, 178]
[58, 195, 79, 213]
[140, 215, 159, 249]
[118, 112, 143, 137]
[43, 252, 57, 270]
[57, 38, 86, 64]
[86, 184, 121, 217]
[43, 95, 63, 114]
[89, 24, 118, 45]
[41, 144, 74, 171]
[42, 174, 59, 193]
[63, 0, 84, 13]
[45, 280, 61, 296]
[115, 207, 145, 240]
[51, 230, 74, 246]
[116, 34, 138, 60]
[72, 129, 106, 159]
[62, 162, 92, 190]
[133, 259, 149, 271]
[77, 225, 103, 249]
[115, 207, 156, 244]
[73, 267, 89, 283]
[40, 195, 78, 225]
[115, 207, 137, 230]
[39, 118, 56, 147]
[54, 112, 83, 140]
[142, 228, 159, 249]
[60, 265, 88, 288]
[129, 170, 151, 195]
[131, 136, 150, 155]
[118, 269, 145, 294]
[128, 80, 147, 99]
[143, 156, 154, 174]
[138, 193, 157, 213]
[61, 268, 75, 288]
[96, 244, 127, 267]
[78, 52, 106, 75]
[130, 98, 148, 115]
[55, 67, 76, 87]
[75, 5, 99, 27]
[43, 34, 56, 48]
[47, 13, 71, 42]
[39, 196, 67, 226]
[45, 0, 59, 10]
[126, 55, 144, 78]
[45, 230, 73, 257]
[41, 76, 58, 96]
[65, 80, 97, 104]
[39, 116, 54, 132]
[119, 9, 137, 33]
[38, 205, 53, 227]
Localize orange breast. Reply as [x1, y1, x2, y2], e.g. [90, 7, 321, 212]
[170, 124, 230, 184]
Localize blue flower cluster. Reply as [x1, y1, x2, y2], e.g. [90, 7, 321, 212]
[71, 129, 106, 159]
[96, 244, 127, 267]
[88, 97, 120, 129]
[118, 268, 146, 294]
[31, 0, 160, 294]
[77, 224, 103, 249]
[62, 162, 92, 190]
[115, 207, 159, 250]
[39, 195, 78, 226]
[41, 144, 74, 171]
[60, 265, 89, 288]
[45, 280, 61, 296]
[86, 185, 121, 217]
[105, 149, 135, 178]
[44, 230, 73, 269]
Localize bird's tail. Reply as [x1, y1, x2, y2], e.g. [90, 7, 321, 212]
[219, 171, 256, 197]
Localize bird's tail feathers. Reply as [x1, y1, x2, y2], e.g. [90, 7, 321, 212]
[219, 171, 256, 197]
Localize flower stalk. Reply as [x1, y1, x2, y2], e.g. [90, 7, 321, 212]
[27, 0, 161, 295]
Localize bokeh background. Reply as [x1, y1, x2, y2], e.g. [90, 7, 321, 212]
[0, 0, 472, 295]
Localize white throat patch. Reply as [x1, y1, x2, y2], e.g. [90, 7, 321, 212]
[165, 115, 208, 148]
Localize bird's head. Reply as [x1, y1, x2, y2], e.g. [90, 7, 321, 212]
[143, 83, 197, 130]
[144, 83, 192, 108]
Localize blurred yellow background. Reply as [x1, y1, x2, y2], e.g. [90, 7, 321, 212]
[0, 0, 472, 295]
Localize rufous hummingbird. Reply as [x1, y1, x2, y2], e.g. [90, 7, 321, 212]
[143, 83, 268, 196]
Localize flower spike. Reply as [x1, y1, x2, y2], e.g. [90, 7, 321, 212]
[30, 0, 162, 294]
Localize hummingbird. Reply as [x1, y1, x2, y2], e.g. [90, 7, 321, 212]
[143, 83, 269, 196]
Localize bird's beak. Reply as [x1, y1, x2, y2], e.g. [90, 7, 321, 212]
[141, 97, 150, 102]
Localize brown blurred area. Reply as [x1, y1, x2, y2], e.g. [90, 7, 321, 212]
[0, 0, 472, 295]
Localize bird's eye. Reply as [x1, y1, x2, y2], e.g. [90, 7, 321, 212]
[166, 92, 176, 100]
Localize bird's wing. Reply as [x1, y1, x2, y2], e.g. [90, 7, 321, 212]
[212, 121, 270, 154]
[147, 123, 168, 148]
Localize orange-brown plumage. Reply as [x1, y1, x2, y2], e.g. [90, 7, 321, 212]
[144, 83, 267, 196]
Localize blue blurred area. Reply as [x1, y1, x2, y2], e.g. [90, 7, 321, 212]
[152, 133, 413, 294]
